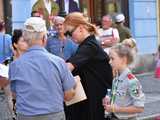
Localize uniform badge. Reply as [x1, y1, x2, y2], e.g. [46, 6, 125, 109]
[127, 73, 140, 97]
[127, 73, 135, 80]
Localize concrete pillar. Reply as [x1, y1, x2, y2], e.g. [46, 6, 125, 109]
[12, 0, 32, 29]
[129, 0, 157, 54]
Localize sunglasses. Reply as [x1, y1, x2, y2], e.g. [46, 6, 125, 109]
[65, 27, 77, 37]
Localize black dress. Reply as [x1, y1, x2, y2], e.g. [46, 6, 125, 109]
[65, 35, 113, 120]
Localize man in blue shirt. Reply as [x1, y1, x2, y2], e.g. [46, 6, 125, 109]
[9, 17, 76, 120]
[0, 21, 12, 64]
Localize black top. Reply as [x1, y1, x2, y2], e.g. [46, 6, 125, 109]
[66, 35, 113, 120]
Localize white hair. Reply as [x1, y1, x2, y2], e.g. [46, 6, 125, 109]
[54, 16, 65, 24]
[23, 30, 46, 46]
[23, 17, 47, 46]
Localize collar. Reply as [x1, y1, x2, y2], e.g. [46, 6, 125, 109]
[79, 35, 95, 47]
[116, 68, 130, 82]
[26, 45, 47, 52]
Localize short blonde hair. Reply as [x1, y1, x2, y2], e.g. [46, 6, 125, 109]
[110, 44, 134, 65]
[64, 12, 98, 35]
[122, 38, 136, 48]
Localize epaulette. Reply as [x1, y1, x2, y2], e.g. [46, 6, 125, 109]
[127, 73, 135, 80]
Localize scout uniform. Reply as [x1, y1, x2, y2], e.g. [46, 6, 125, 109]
[110, 68, 145, 120]
[32, 0, 59, 29]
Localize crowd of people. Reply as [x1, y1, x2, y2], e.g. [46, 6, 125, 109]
[0, 1, 145, 120]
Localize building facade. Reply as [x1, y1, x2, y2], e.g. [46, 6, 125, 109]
[12, 0, 159, 54]
[10, 0, 160, 73]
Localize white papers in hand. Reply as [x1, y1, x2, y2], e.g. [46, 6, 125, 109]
[65, 75, 87, 106]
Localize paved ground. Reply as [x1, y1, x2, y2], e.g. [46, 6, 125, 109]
[136, 72, 160, 120]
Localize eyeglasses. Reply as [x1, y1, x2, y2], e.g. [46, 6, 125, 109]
[65, 27, 77, 37]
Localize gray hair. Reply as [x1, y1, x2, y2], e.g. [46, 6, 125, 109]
[23, 30, 46, 46]
[23, 17, 47, 46]
[54, 16, 65, 24]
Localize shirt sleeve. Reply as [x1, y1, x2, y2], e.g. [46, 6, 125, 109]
[60, 60, 76, 91]
[67, 41, 98, 69]
[5, 34, 13, 58]
[70, 40, 78, 55]
[113, 28, 120, 40]
[9, 62, 20, 92]
[128, 78, 145, 107]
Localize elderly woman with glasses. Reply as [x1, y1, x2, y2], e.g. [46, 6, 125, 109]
[46, 16, 77, 61]
[64, 12, 113, 120]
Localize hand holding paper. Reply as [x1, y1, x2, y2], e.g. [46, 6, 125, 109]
[65, 75, 87, 106]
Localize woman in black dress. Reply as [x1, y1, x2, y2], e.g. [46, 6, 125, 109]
[64, 12, 113, 120]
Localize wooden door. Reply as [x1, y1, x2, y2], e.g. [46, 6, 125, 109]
[87, 0, 129, 26]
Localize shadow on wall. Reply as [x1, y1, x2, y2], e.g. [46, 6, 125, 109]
[132, 53, 156, 74]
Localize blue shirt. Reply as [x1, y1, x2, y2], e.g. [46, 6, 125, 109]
[46, 36, 78, 61]
[0, 33, 12, 63]
[9, 45, 75, 116]
[47, 26, 58, 37]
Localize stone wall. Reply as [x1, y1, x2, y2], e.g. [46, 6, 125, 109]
[132, 53, 156, 74]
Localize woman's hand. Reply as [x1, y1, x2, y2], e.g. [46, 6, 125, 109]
[104, 104, 119, 113]
[102, 96, 110, 106]
[103, 104, 112, 112]
[66, 62, 75, 71]
[102, 96, 112, 112]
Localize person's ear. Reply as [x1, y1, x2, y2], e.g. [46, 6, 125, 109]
[42, 35, 47, 46]
[122, 56, 128, 65]
[13, 43, 17, 50]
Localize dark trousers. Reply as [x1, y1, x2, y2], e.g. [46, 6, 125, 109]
[105, 113, 137, 120]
